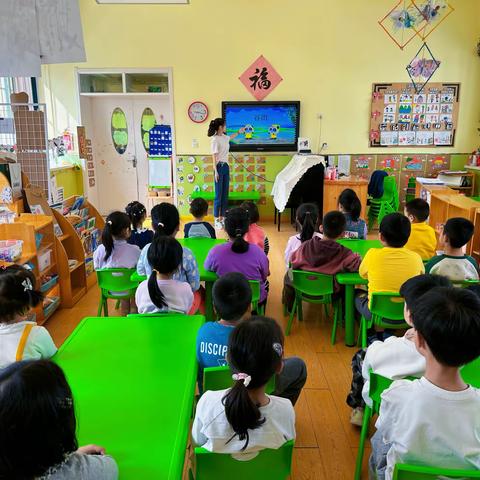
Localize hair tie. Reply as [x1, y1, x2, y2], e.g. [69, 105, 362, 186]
[232, 373, 251, 387]
[158, 222, 164, 228]
[305, 211, 311, 216]
[235, 228, 242, 238]
[273, 342, 283, 357]
[22, 278, 33, 292]
[107, 220, 112, 225]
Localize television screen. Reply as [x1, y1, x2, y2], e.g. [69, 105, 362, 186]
[222, 101, 300, 152]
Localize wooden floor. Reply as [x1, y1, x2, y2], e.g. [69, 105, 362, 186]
[45, 222, 370, 479]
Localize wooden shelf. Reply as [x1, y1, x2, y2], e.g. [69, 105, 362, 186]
[69, 260, 84, 273]
[59, 233, 71, 242]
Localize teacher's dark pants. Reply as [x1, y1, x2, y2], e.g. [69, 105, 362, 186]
[214, 162, 229, 218]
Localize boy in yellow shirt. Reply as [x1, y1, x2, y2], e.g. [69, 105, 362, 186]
[404, 198, 437, 260]
[355, 213, 424, 334]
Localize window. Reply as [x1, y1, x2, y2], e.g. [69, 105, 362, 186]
[111, 108, 128, 154]
[141, 108, 156, 153]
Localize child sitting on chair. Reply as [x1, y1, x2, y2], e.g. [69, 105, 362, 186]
[0, 265, 57, 369]
[93, 211, 141, 315]
[404, 198, 437, 260]
[283, 211, 361, 311]
[184, 198, 216, 239]
[125, 201, 154, 250]
[241, 201, 269, 255]
[338, 188, 367, 239]
[370, 286, 480, 479]
[135, 236, 193, 314]
[426, 217, 479, 282]
[196, 272, 307, 404]
[355, 213, 424, 336]
[192, 316, 295, 459]
[346, 274, 451, 426]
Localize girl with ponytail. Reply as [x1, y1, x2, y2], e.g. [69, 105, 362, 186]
[205, 207, 269, 304]
[192, 316, 295, 458]
[125, 201, 153, 249]
[338, 188, 367, 239]
[93, 211, 141, 314]
[0, 265, 57, 368]
[136, 203, 201, 295]
[208, 117, 245, 229]
[135, 236, 193, 314]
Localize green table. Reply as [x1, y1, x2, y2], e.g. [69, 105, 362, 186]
[336, 239, 383, 346]
[191, 190, 260, 202]
[54, 315, 204, 479]
[131, 238, 226, 321]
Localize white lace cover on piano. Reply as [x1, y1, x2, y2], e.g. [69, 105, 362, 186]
[271, 154, 326, 212]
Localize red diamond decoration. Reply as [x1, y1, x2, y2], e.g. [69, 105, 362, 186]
[239, 55, 283, 101]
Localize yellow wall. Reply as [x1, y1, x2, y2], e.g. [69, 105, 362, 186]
[40, 0, 480, 155]
[51, 167, 84, 199]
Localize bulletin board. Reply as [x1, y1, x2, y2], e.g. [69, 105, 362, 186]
[370, 83, 460, 148]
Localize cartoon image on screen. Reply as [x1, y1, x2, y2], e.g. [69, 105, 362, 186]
[222, 102, 300, 151]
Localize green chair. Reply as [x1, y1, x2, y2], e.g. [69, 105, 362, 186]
[96, 268, 138, 317]
[354, 372, 395, 480]
[249, 280, 265, 315]
[358, 292, 406, 348]
[393, 463, 480, 479]
[461, 355, 480, 388]
[189, 440, 294, 480]
[286, 270, 341, 344]
[203, 365, 275, 394]
[368, 175, 399, 230]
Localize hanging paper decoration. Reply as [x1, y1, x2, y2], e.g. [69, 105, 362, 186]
[412, 0, 454, 42]
[378, 0, 423, 50]
[239, 55, 283, 101]
[406, 42, 441, 93]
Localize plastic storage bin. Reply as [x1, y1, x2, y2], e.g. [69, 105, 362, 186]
[40, 274, 59, 293]
[0, 240, 23, 262]
[38, 249, 52, 272]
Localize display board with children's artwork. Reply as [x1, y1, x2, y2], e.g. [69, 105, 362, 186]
[425, 153, 450, 176]
[376, 154, 401, 172]
[370, 82, 460, 147]
[350, 155, 376, 179]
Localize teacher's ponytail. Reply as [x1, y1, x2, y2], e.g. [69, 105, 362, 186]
[208, 117, 225, 137]
[224, 207, 250, 254]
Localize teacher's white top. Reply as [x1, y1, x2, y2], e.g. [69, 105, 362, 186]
[271, 154, 326, 212]
[211, 134, 230, 164]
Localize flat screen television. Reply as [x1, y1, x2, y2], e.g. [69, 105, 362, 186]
[222, 101, 300, 152]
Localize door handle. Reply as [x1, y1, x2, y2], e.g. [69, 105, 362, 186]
[129, 156, 137, 168]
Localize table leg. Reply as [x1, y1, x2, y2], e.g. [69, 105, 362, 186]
[205, 281, 214, 321]
[344, 284, 356, 346]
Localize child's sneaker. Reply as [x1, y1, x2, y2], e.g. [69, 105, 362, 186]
[350, 407, 364, 426]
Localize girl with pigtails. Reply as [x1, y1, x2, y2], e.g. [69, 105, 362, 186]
[204, 207, 269, 307]
[0, 265, 57, 368]
[192, 316, 295, 458]
[93, 211, 141, 315]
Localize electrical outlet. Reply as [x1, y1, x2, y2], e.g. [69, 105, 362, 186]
[192, 138, 199, 149]
[321, 142, 328, 150]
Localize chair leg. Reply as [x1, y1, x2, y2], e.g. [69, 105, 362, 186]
[286, 297, 297, 336]
[331, 302, 338, 345]
[104, 299, 109, 317]
[97, 296, 104, 316]
[115, 299, 121, 310]
[297, 295, 303, 322]
[354, 405, 373, 480]
[359, 316, 368, 348]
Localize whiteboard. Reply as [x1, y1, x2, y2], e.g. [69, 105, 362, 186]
[149, 158, 172, 188]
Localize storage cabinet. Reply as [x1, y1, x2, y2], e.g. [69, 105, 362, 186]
[472, 209, 480, 263]
[323, 177, 368, 218]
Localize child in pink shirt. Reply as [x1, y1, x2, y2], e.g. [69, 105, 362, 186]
[241, 201, 269, 255]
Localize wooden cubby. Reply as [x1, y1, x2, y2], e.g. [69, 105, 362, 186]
[0, 214, 61, 325]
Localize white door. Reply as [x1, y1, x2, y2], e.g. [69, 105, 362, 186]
[91, 97, 172, 216]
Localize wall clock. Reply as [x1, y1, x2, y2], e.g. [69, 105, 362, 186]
[188, 101, 209, 123]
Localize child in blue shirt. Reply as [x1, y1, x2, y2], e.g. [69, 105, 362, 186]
[184, 198, 216, 239]
[338, 188, 367, 239]
[196, 272, 308, 405]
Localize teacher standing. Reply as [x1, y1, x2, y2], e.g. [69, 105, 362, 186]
[208, 118, 244, 229]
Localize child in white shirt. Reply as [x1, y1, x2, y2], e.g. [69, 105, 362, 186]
[346, 274, 452, 425]
[192, 316, 295, 460]
[93, 211, 140, 315]
[0, 265, 57, 369]
[135, 236, 193, 314]
[370, 286, 480, 480]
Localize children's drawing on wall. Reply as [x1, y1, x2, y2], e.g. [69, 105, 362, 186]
[402, 155, 426, 171]
[377, 155, 401, 171]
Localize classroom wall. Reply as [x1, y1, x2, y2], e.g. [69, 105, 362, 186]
[40, 0, 480, 155]
[51, 167, 84, 199]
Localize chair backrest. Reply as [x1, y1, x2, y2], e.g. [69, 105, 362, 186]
[461, 355, 480, 388]
[249, 280, 261, 305]
[192, 440, 294, 480]
[381, 175, 399, 209]
[204, 365, 275, 395]
[291, 270, 334, 297]
[393, 463, 480, 479]
[370, 292, 405, 323]
[96, 268, 138, 293]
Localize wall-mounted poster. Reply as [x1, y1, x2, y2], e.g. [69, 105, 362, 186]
[370, 82, 460, 148]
